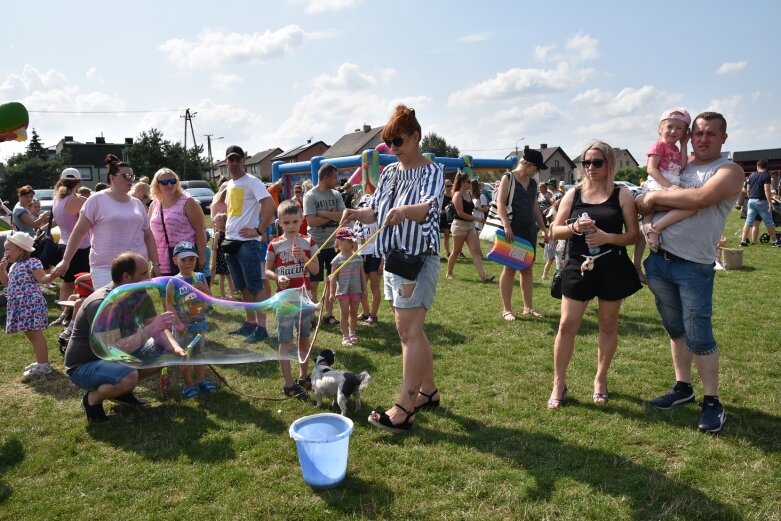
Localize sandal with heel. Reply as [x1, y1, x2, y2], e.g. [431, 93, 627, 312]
[547, 387, 568, 410]
[415, 389, 440, 412]
[368, 403, 416, 434]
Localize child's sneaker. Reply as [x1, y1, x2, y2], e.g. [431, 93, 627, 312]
[349, 332, 358, 344]
[22, 362, 52, 382]
[197, 380, 218, 393]
[362, 315, 378, 325]
[341, 335, 354, 346]
[283, 383, 309, 400]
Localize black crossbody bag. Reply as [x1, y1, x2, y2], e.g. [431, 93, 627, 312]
[383, 171, 426, 281]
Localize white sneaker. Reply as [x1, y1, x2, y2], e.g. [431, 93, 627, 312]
[341, 336, 354, 346]
[22, 362, 52, 382]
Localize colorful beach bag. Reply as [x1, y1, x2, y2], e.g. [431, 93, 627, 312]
[485, 229, 534, 271]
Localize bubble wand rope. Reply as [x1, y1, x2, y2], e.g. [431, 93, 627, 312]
[303, 220, 345, 272]
[302, 224, 386, 361]
[207, 365, 297, 401]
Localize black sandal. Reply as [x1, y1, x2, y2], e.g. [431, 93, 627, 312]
[368, 403, 415, 434]
[415, 389, 440, 412]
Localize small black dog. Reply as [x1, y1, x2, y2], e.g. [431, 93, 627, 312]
[311, 349, 371, 416]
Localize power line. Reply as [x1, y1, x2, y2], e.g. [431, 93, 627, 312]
[28, 109, 182, 114]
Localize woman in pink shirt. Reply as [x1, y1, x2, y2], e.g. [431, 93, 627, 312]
[148, 168, 206, 276]
[53, 155, 160, 288]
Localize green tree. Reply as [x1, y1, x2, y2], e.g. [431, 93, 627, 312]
[2, 153, 62, 204]
[421, 132, 460, 158]
[25, 129, 48, 160]
[615, 166, 647, 186]
[124, 128, 210, 180]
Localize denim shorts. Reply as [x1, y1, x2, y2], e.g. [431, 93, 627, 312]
[225, 240, 265, 293]
[383, 254, 439, 310]
[69, 360, 135, 390]
[745, 198, 775, 228]
[644, 252, 717, 354]
[277, 308, 313, 343]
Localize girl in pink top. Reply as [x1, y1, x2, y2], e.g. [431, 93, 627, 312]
[639, 108, 695, 253]
[53, 155, 160, 288]
[148, 168, 206, 276]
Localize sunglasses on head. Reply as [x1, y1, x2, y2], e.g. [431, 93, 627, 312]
[159, 178, 177, 186]
[383, 136, 405, 148]
[581, 159, 605, 168]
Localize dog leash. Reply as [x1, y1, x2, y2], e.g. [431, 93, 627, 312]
[207, 365, 301, 401]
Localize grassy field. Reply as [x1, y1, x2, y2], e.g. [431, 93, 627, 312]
[1, 210, 779, 520]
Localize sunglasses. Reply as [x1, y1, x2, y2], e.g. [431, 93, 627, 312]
[113, 172, 135, 181]
[581, 159, 605, 168]
[444, 184, 453, 188]
[383, 136, 405, 148]
[159, 178, 177, 186]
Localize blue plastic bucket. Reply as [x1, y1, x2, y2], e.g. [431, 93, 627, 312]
[289, 413, 354, 488]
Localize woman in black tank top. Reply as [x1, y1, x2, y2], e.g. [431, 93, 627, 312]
[546, 141, 641, 410]
[446, 172, 494, 282]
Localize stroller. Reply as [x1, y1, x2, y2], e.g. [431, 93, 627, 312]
[759, 200, 781, 243]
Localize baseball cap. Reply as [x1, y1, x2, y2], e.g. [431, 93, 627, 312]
[225, 145, 245, 159]
[61, 168, 81, 180]
[546, 178, 558, 186]
[513, 149, 548, 171]
[173, 241, 199, 259]
[335, 227, 355, 241]
[659, 107, 691, 126]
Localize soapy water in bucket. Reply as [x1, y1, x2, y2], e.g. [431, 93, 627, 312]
[90, 277, 319, 369]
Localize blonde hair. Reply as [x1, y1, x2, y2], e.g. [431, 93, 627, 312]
[578, 141, 617, 190]
[150, 168, 184, 202]
[212, 212, 227, 231]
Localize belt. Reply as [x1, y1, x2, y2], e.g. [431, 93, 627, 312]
[655, 248, 684, 262]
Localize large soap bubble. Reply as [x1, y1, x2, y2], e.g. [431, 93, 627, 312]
[90, 277, 319, 369]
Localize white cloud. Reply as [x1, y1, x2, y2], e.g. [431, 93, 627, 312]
[459, 32, 495, 43]
[85, 67, 102, 81]
[159, 25, 320, 70]
[571, 85, 677, 116]
[482, 102, 565, 140]
[533, 44, 556, 62]
[565, 33, 599, 62]
[210, 73, 243, 91]
[273, 63, 429, 147]
[716, 61, 747, 75]
[448, 62, 593, 107]
[302, 0, 361, 14]
[751, 91, 761, 101]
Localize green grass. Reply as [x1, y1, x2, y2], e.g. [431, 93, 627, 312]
[1, 210, 780, 520]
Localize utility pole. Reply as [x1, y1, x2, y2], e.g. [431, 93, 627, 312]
[204, 134, 223, 179]
[181, 108, 198, 179]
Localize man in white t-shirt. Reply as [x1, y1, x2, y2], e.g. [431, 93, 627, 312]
[223, 145, 276, 343]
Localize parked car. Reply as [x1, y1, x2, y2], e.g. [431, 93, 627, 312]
[184, 187, 215, 214]
[614, 181, 641, 198]
[32, 188, 55, 213]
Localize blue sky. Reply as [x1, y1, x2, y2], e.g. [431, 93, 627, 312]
[2, 0, 779, 167]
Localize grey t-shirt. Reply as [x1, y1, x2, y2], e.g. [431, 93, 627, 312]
[303, 187, 345, 248]
[12, 204, 35, 236]
[655, 157, 736, 264]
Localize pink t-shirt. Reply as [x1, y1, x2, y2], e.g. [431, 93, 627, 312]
[81, 192, 150, 269]
[647, 140, 682, 176]
[53, 194, 91, 249]
[149, 194, 196, 274]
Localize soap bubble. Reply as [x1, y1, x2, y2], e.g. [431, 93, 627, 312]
[90, 277, 319, 369]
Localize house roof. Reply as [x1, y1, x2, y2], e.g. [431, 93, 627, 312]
[507, 146, 576, 169]
[573, 148, 640, 167]
[323, 126, 384, 158]
[733, 148, 781, 162]
[275, 141, 328, 160]
[246, 147, 282, 165]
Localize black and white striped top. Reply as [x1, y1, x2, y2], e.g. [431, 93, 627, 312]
[370, 161, 444, 257]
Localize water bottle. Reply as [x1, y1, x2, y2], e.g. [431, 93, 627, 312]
[160, 367, 171, 400]
[580, 212, 600, 255]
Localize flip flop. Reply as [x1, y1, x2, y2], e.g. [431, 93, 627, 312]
[522, 308, 544, 318]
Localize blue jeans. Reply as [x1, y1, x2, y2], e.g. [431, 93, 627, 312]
[225, 240, 265, 293]
[69, 360, 135, 390]
[745, 198, 775, 228]
[644, 252, 717, 354]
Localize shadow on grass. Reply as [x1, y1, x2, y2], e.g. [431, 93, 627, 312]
[420, 412, 742, 520]
[26, 370, 81, 400]
[585, 392, 781, 454]
[312, 475, 394, 519]
[86, 401, 279, 462]
[0, 437, 24, 504]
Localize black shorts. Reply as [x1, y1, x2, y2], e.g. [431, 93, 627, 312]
[59, 245, 91, 283]
[362, 254, 382, 273]
[561, 248, 642, 301]
[310, 246, 337, 282]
